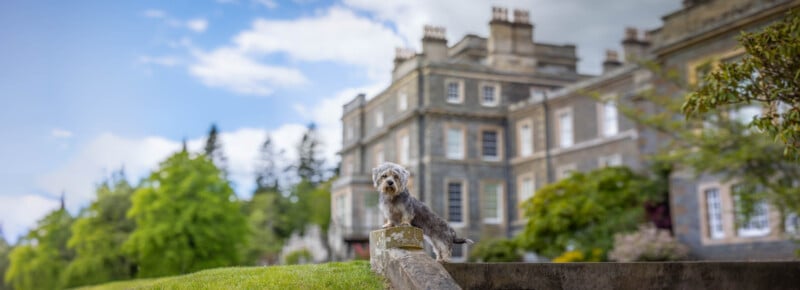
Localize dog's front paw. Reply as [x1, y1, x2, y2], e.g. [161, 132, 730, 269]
[399, 222, 412, 227]
[381, 222, 394, 229]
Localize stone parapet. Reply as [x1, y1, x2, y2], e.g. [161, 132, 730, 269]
[370, 227, 461, 290]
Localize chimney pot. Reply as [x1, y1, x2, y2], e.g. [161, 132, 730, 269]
[513, 9, 529, 24]
[624, 27, 638, 41]
[605, 50, 619, 62]
[492, 6, 509, 22]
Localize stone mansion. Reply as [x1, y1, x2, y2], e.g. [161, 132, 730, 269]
[330, 0, 800, 261]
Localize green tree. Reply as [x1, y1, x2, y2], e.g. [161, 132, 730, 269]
[62, 171, 137, 287]
[618, 58, 800, 226]
[294, 123, 326, 185]
[204, 123, 228, 173]
[517, 167, 660, 260]
[467, 239, 521, 262]
[683, 9, 800, 157]
[5, 208, 74, 290]
[242, 192, 285, 265]
[255, 134, 284, 194]
[124, 151, 247, 277]
[0, 231, 11, 290]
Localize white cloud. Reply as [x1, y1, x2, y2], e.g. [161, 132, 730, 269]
[232, 6, 404, 79]
[189, 47, 308, 96]
[143, 9, 166, 19]
[51, 128, 73, 139]
[343, 0, 681, 75]
[186, 18, 209, 33]
[0, 194, 60, 243]
[138, 55, 181, 67]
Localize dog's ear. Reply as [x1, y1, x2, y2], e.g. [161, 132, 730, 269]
[399, 167, 410, 190]
[372, 166, 381, 188]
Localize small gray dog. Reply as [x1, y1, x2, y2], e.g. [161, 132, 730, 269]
[372, 162, 474, 262]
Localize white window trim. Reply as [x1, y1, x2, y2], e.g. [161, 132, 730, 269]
[555, 107, 574, 148]
[598, 98, 619, 137]
[398, 91, 408, 111]
[445, 79, 465, 104]
[705, 188, 726, 239]
[480, 82, 501, 107]
[517, 118, 533, 157]
[374, 144, 385, 167]
[481, 181, 504, 225]
[375, 110, 384, 128]
[445, 179, 468, 228]
[445, 124, 466, 160]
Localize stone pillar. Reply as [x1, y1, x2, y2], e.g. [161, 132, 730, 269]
[369, 227, 461, 290]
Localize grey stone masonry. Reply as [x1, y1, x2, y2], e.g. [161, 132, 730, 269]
[370, 227, 461, 290]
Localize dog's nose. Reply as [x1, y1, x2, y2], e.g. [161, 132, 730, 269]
[387, 180, 394, 186]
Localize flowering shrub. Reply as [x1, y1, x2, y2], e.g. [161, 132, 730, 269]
[608, 224, 689, 262]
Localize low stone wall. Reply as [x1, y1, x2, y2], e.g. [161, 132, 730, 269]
[444, 261, 800, 290]
[369, 227, 461, 290]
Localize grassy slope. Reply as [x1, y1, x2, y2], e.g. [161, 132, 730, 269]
[75, 261, 385, 290]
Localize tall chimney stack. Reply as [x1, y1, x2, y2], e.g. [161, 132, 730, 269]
[602, 50, 622, 73]
[622, 27, 650, 62]
[512, 9, 535, 56]
[421, 25, 447, 62]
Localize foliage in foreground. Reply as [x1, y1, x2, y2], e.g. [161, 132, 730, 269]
[683, 9, 800, 157]
[4, 208, 73, 290]
[74, 261, 384, 290]
[518, 167, 662, 260]
[608, 224, 689, 262]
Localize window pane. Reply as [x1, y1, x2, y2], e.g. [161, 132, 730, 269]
[520, 124, 532, 156]
[447, 82, 460, 102]
[559, 111, 573, 147]
[482, 183, 500, 222]
[399, 135, 410, 164]
[482, 131, 498, 158]
[447, 128, 463, 159]
[733, 184, 770, 237]
[520, 178, 534, 204]
[448, 182, 463, 223]
[398, 92, 408, 111]
[483, 86, 496, 105]
[603, 101, 618, 136]
[705, 188, 725, 239]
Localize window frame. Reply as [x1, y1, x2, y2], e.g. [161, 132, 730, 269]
[480, 180, 504, 225]
[517, 173, 535, 220]
[444, 178, 468, 228]
[480, 82, 501, 107]
[398, 91, 408, 111]
[478, 126, 503, 161]
[444, 124, 466, 160]
[705, 188, 726, 239]
[555, 107, 574, 148]
[517, 118, 534, 157]
[445, 79, 465, 104]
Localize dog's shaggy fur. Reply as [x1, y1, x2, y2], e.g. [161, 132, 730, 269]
[372, 162, 474, 262]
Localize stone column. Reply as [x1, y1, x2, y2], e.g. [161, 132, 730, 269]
[369, 227, 461, 290]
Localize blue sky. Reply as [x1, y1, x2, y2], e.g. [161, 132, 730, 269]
[0, 0, 681, 242]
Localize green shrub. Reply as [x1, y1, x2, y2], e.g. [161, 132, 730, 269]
[284, 249, 313, 265]
[467, 239, 521, 262]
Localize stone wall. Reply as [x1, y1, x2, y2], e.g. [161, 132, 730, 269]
[444, 261, 800, 290]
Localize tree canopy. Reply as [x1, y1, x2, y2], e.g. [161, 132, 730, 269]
[4, 208, 73, 290]
[124, 151, 247, 277]
[683, 9, 800, 157]
[62, 171, 137, 288]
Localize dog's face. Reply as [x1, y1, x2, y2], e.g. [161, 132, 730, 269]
[372, 162, 410, 195]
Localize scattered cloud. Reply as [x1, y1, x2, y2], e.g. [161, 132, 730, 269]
[188, 47, 308, 96]
[186, 18, 209, 33]
[0, 194, 60, 243]
[142, 9, 210, 34]
[51, 128, 73, 139]
[138, 55, 181, 67]
[231, 6, 403, 79]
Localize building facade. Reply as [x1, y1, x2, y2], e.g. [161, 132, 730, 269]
[331, 0, 800, 261]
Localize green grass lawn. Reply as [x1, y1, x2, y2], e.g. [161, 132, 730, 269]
[74, 261, 386, 290]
